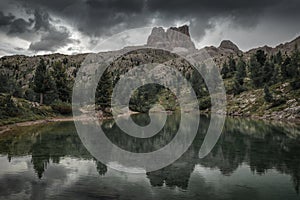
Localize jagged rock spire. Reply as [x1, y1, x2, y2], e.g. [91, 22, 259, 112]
[146, 25, 196, 51]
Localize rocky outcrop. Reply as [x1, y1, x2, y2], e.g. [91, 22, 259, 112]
[244, 36, 300, 60]
[219, 40, 241, 54]
[201, 40, 242, 67]
[146, 25, 196, 51]
[169, 25, 190, 37]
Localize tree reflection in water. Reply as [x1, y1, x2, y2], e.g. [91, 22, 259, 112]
[0, 115, 299, 193]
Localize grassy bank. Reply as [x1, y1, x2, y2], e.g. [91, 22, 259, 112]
[0, 93, 72, 126]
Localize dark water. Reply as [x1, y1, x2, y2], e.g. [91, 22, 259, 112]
[0, 114, 300, 200]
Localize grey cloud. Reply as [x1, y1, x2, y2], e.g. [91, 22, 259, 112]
[8, 18, 34, 35]
[8, 0, 300, 40]
[33, 9, 51, 31]
[86, 0, 144, 13]
[0, 7, 78, 52]
[0, 11, 33, 35]
[29, 26, 74, 51]
[14, 47, 25, 51]
[10, 0, 148, 37]
[28, 9, 77, 52]
[1, 0, 300, 55]
[0, 11, 15, 26]
[145, 0, 300, 39]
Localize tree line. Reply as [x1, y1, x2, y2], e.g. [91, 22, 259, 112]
[1, 47, 299, 114]
[33, 59, 73, 105]
[221, 46, 300, 102]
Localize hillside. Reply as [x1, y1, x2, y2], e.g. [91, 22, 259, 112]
[0, 25, 299, 124]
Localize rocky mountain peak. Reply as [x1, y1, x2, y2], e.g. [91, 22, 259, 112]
[169, 25, 190, 37]
[219, 40, 240, 53]
[146, 25, 196, 51]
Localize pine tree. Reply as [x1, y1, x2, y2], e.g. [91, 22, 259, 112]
[271, 65, 280, 85]
[33, 59, 47, 104]
[235, 58, 247, 85]
[51, 61, 72, 102]
[249, 50, 267, 88]
[232, 78, 244, 95]
[264, 85, 273, 103]
[289, 45, 300, 90]
[221, 61, 230, 79]
[262, 60, 275, 85]
[96, 70, 113, 109]
[290, 44, 300, 78]
[228, 54, 236, 73]
[275, 51, 283, 64]
[255, 50, 267, 66]
[249, 54, 263, 88]
[281, 56, 291, 79]
[42, 70, 57, 104]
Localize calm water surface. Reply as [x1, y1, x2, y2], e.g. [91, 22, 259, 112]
[0, 114, 300, 200]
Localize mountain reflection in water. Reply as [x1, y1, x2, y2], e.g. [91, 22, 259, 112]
[0, 113, 299, 200]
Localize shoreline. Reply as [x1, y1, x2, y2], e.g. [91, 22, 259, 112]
[0, 111, 299, 134]
[0, 110, 140, 134]
[0, 117, 75, 134]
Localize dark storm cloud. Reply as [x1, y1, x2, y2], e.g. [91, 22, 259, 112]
[6, 0, 300, 39]
[0, 6, 77, 52]
[27, 9, 76, 52]
[0, 11, 33, 35]
[8, 18, 34, 35]
[33, 9, 51, 31]
[29, 26, 74, 51]
[8, 0, 147, 37]
[1, 0, 300, 55]
[0, 11, 15, 26]
[146, 0, 300, 39]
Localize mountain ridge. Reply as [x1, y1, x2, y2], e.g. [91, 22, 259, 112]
[0, 25, 299, 124]
[1, 25, 300, 60]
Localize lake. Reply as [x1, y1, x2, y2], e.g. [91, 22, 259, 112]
[0, 113, 300, 200]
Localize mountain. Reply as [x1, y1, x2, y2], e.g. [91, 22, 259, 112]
[245, 36, 300, 57]
[0, 25, 299, 124]
[1, 25, 299, 72]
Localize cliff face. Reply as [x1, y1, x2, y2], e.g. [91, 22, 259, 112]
[219, 40, 241, 54]
[169, 25, 190, 37]
[145, 25, 245, 66]
[147, 25, 300, 67]
[146, 25, 196, 51]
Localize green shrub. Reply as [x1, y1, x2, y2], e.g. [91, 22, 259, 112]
[199, 96, 211, 110]
[269, 98, 286, 108]
[51, 100, 72, 115]
[0, 95, 21, 118]
[24, 88, 37, 102]
[264, 85, 273, 103]
[290, 79, 300, 90]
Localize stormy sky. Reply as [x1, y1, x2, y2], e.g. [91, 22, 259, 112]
[0, 0, 300, 56]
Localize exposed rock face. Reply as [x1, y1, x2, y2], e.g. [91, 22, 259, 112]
[146, 27, 166, 47]
[219, 40, 241, 54]
[146, 25, 196, 51]
[169, 25, 190, 37]
[201, 40, 242, 67]
[245, 36, 300, 58]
